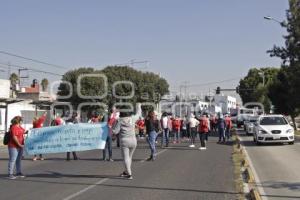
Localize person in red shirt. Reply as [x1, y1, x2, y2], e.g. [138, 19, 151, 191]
[210, 114, 217, 134]
[225, 114, 233, 141]
[32, 112, 47, 161]
[198, 114, 210, 150]
[136, 117, 145, 138]
[8, 116, 26, 179]
[172, 117, 181, 144]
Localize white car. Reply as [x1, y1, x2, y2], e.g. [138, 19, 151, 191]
[244, 117, 258, 135]
[253, 115, 295, 145]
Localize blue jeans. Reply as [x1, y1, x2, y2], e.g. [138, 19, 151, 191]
[8, 147, 23, 175]
[103, 134, 112, 159]
[161, 128, 169, 146]
[218, 128, 225, 142]
[148, 131, 157, 158]
[174, 130, 180, 142]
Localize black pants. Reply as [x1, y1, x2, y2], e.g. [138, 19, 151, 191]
[67, 152, 78, 160]
[190, 127, 197, 144]
[139, 129, 144, 137]
[199, 132, 208, 147]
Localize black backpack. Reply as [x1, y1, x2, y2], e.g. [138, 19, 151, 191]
[3, 130, 11, 145]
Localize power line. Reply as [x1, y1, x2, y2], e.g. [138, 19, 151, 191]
[171, 77, 241, 88]
[0, 50, 69, 69]
[0, 62, 63, 77]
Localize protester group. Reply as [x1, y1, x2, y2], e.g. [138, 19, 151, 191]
[5, 106, 233, 180]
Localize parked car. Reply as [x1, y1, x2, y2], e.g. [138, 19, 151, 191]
[253, 115, 295, 145]
[244, 117, 258, 135]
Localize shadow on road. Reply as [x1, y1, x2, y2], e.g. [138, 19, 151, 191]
[0, 175, 242, 196]
[0, 171, 124, 180]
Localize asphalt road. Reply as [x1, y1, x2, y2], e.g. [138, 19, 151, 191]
[238, 130, 300, 200]
[0, 136, 237, 200]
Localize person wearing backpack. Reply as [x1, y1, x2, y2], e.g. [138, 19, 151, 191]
[198, 114, 210, 150]
[7, 116, 26, 180]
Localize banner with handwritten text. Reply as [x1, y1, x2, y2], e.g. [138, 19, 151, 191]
[25, 123, 108, 155]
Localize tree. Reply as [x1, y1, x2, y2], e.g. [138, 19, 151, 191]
[9, 73, 19, 90]
[9, 73, 19, 97]
[268, 67, 300, 129]
[41, 78, 49, 92]
[267, 0, 300, 128]
[267, 0, 300, 65]
[238, 67, 279, 112]
[57, 66, 169, 113]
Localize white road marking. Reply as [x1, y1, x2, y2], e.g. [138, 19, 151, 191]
[62, 148, 168, 200]
[62, 178, 108, 200]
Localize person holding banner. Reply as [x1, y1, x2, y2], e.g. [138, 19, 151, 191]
[65, 113, 79, 161]
[32, 112, 47, 161]
[7, 116, 26, 180]
[112, 104, 141, 180]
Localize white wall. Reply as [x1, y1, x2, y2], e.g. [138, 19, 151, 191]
[0, 100, 49, 132]
[214, 95, 237, 114]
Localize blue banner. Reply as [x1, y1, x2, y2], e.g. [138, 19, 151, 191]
[25, 123, 108, 155]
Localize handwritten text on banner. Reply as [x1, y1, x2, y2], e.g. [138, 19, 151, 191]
[25, 123, 108, 155]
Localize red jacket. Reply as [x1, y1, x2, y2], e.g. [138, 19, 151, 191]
[199, 117, 209, 133]
[172, 118, 181, 131]
[136, 119, 145, 130]
[33, 115, 46, 128]
[225, 117, 233, 129]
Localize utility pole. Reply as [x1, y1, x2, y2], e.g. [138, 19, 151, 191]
[7, 62, 11, 79]
[18, 68, 29, 88]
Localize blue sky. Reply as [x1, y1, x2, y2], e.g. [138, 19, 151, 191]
[0, 0, 289, 95]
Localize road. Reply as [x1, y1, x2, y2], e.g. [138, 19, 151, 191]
[238, 130, 300, 200]
[0, 136, 237, 200]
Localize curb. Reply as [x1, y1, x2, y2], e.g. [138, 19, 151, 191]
[250, 188, 262, 200]
[235, 133, 263, 200]
[245, 168, 255, 183]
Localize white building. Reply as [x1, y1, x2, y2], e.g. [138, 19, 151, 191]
[0, 79, 53, 134]
[214, 95, 237, 114]
[0, 100, 50, 132]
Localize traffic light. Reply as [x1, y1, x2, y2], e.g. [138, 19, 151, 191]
[216, 86, 221, 94]
[236, 86, 240, 94]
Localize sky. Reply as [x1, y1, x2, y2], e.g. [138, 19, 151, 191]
[0, 0, 289, 97]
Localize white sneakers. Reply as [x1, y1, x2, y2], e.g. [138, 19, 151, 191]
[189, 144, 207, 150]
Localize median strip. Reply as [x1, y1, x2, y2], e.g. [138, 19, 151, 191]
[232, 130, 263, 200]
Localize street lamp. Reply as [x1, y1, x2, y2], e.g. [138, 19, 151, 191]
[264, 16, 287, 27]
